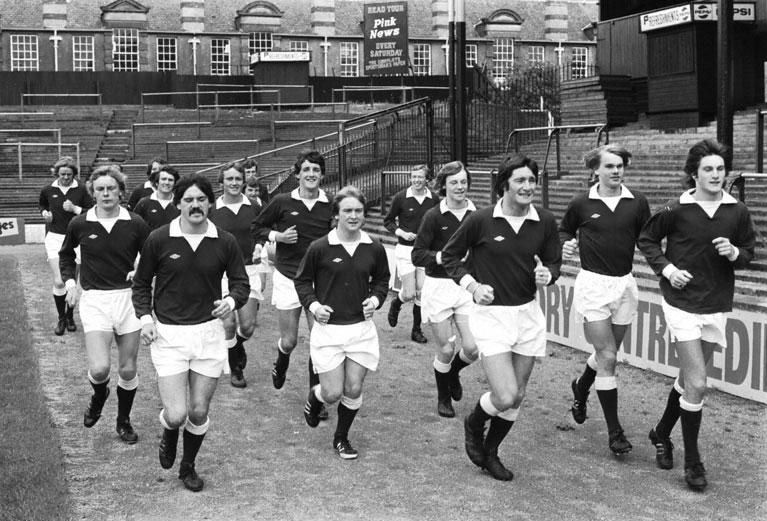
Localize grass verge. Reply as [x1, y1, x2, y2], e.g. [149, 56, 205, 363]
[0, 255, 72, 521]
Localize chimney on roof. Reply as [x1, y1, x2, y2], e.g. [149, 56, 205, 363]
[312, 0, 336, 36]
[43, 0, 68, 29]
[432, 0, 448, 39]
[181, 0, 205, 33]
[544, 1, 569, 42]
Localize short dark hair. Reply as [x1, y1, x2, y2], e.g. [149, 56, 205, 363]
[584, 144, 632, 171]
[493, 154, 539, 198]
[411, 163, 432, 180]
[52, 156, 78, 178]
[156, 165, 180, 185]
[245, 176, 270, 201]
[435, 161, 471, 197]
[332, 185, 366, 215]
[146, 157, 167, 181]
[243, 158, 258, 172]
[218, 161, 245, 184]
[88, 164, 126, 195]
[293, 150, 325, 177]
[173, 174, 215, 206]
[683, 139, 730, 188]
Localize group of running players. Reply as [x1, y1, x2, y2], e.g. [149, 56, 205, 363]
[38, 139, 754, 492]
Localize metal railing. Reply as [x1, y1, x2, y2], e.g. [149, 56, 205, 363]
[270, 119, 350, 148]
[0, 128, 61, 148]
[195, 97, 435, 210]
[139, 90, 281, 121]
[0, 111, 56, 124]
[501, 123, 608, 207]
[0, 141, 80, 180]
[196, 83, 315, 106]
[165, 139, 260, 164]
[331, 86, 450, 106]
[131, 121, 212, 158]
[20, 93, 102, 115]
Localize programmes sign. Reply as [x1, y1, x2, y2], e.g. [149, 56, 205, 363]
[640, 4, 692, 32]
[539, 277, 767, 404]
[363, 1, 409, 76]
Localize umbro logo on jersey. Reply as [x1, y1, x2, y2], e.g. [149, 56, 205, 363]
[441, 226, 449, 230]
[52, 194, 59, 198]
[332, 258, 343, 263]
[169, 253, 181, 260]
[290, 211, 299, 216]
[151, 209, 157, 213]
[494, 236, 505, 242]
[590, 213, 601, 219]
[408, 208, 415, 212]
[88, 234, 98, 240]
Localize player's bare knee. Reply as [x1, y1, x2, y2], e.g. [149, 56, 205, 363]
[187, 405, 210, 426]
[321, 385, 343, 404]
[494, 388, 520, 410]
[280, 334, 298, 352]
[238, 318, 257, 339]
[164, 409, 187, 429]
[343, 381, 363, 400]
[89, 366, 110, 383]
[117, 367, 137, 382]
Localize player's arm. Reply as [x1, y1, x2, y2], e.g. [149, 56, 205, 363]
[411, 210, 439, 268]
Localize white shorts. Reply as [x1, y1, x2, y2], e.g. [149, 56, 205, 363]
[421, 275, 474, 323]
[271, 269, 301, 310]
[45, 232, 80, 263]
[469, 300, 546, 358]
[394, 244, 418, 277]
[150, 318, 227, 378]
[255, 242, 273, 274]
[222, 264, 263, 301]
[574, 270, 638, 325]
[661, 299, 726, 345]
[310, 320, 380, 373]
[79, 288, 141, 335]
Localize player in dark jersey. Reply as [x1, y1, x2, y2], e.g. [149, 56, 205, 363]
[252, 150, 334, 420]
[411, 161, 478, 418]
[443, 154, 561, 481]
[560, 145, 651, 456]
[296, 186, 390, 459]
[132, 174, 249, 492]
[39, 156, 93, 335]
[133, 165, 180, 230]
[638, 139, 755, 491]
[127, 157, 166, 211]
[383, 165, 440, 343]
[59, 165, 150, 444]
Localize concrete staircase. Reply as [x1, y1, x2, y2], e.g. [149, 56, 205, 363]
[92, 108, 138, 170]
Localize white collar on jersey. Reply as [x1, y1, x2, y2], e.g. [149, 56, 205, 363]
[327, 228, 373, 245]
[169, 217, 219, 238]
[52, 178, 79, 189]
[290, 188, 329, 203]
[440, 198, 476, 214]
[679, 188, 737, 205]
[150, 191, 173, 202]
[143, 180, 154, 189]
[215, 194, 251, 209]
[85, 206, 131, 222]
[406, 186, 432, 199]
[588, 184, 634, 200]
[493, 200, 540, 221]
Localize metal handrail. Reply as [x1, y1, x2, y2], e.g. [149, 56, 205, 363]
[196, 83, 315, 107]
[165, 139, 260, 163]
[0, 128, 61, 145]
[503, 123, 608, 208]
[131, 121, 212, 158]
[140, 90, 281, 121]
[0, 141, 80, 180]
[20, 93, 102, 116]
[332, 86, 449, 106]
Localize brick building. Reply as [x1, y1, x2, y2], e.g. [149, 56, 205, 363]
[0, 0, 597, 79]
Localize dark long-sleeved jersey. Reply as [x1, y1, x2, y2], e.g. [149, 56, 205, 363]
[132, 218, 250, 325]
[59, 207, 150, 291]
[383, 187, 440, 246]
[133, 194, 179, 230]
[295, 229, 390, 325]
[38, 179, 93, 234]
[127, 181, 154, 211]
[559, 184, 651, 276]
[412, 198, 476, 278]
[637, 190, 755, 313]
[209, 195, 262, 266]
[442, 202, 562, 307]
[252, 188, 333, 278]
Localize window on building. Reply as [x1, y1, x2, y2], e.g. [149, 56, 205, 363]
[156, 37, 177, 71]
[211, 39, 231, 75]
[248, 32, 273, 58]
[112, 28, 139, 71]
[289, 40, 309, 52]
[11, 35, 39, 71]
[528, 45, 544, 65]
[465, 44, 478, 68]
[492, 38, 514, 80]
[339, 42, 359, 77]
[571, 47, 588, 78]
[412, 43, 431, 76]
[72, 35, 95, 71]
